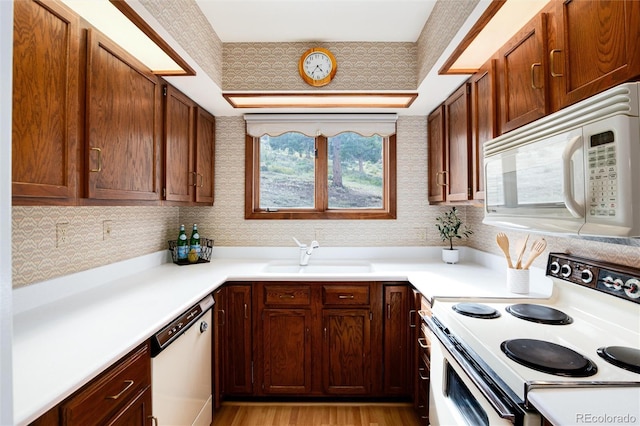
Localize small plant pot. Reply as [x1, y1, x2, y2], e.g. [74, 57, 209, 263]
[442, 248, 459, 264]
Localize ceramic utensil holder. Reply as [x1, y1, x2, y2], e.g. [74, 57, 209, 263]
[507, 268, 530, 294]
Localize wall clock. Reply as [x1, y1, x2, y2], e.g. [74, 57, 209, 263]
[298, 47, 337, 87]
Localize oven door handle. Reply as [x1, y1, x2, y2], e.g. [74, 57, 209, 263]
[425, 316, 517, 422]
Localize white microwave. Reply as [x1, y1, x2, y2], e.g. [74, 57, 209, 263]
[483, 82, 640, 237]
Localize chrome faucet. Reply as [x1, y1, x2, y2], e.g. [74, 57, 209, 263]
[293, 237, 320, 266]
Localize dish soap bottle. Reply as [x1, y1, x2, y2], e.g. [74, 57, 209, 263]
[177, 224, 188, 261]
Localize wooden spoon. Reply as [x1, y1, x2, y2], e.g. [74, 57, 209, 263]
[514, 234, 530, 269]
[523, 238, 547, 270]
[495, 233, 514, 269]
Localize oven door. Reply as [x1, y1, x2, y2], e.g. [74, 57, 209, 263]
[426, 317, 540, 426]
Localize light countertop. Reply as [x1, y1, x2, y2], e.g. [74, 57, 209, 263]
[12, 246, 554, 425]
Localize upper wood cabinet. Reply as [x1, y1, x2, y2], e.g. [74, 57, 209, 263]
[497, 13, 549, 134]
[194, 108, 216, 204]
[427, 106, 446, 204]
[163, 85, 195, 203]
[163, 85, 216, 205]
[550, 0, 640, 111]
[12, 0, 80, 205]
[469, 59, 497, 202]
[444, 83, 472, 203]
[85, 29, 162, 202]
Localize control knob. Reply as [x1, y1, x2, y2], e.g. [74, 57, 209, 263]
[580, 269, 593, 283]
[613, 278, 624, 291]
[624, 279, 639, 299]
[603, 276, 615, 288]
[560, 264, 572, 278]
[549, 261, 561, 274]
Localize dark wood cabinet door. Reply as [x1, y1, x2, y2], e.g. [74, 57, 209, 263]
[470, 59, 496, 202]
[383, 285, 410, 395]
[551, 0, 640, 110]
[104, 386, 152, 426]
[322, 309, 371, 395]
[262, 308, 312, 394]
[164, 85, 195, 203]
[12, 0, 79, 204]
[427, 106, 446, 204]
[85, 29, 162, 201]
[225, 285, 253, 395]
[444, 83, 472, 202]
[212, 287, 227, 408]
[195, 108, 215, 204]
[498, 13, 549, 134]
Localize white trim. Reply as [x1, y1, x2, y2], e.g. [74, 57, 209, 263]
[244, 113, 397, 137]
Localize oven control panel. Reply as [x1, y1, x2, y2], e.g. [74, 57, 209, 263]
[547, 253, 640, 303]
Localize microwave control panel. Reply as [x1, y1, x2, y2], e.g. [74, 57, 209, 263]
[587, 130, 617, 217]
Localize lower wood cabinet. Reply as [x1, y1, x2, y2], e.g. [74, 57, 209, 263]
[215, 281, 414, 401]
[30, 343, 152, 426]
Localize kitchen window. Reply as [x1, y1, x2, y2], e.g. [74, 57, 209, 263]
[245, 114, 397, 219]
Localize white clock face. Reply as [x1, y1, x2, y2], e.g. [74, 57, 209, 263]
[303, 52, 333, 80]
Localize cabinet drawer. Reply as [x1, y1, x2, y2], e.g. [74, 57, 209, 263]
[322, 285, 370, 305]
[264, 285, 311, 305]
[61, 343, 150, 425]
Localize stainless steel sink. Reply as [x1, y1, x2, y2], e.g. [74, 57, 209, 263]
[261, 260, 372, 274]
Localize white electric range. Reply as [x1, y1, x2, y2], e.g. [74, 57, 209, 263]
[424, 253, 640, 426]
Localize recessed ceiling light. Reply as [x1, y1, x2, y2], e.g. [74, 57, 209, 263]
[59, 0, 194, 75]
[223, 93, 418, 109]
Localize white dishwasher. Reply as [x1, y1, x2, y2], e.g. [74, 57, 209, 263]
[150, 295, 214, 426]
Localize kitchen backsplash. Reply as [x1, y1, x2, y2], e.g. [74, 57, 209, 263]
[12, 117, 639, 288]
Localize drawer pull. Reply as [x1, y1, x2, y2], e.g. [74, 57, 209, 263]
[418, 337, 429, 349]
[106, 380, 134, 400]
[338, 295, 354, 299]
[279, 294, 295, 299]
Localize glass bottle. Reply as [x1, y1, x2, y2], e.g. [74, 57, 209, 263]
[177, 224, 188, 260]
[190, 224, 201, 258]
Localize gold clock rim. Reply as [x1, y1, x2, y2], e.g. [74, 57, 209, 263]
[298, 47, 338, 87]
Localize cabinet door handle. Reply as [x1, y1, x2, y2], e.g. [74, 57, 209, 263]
[436, 170, 448, 187]
[324, 327, 327, 339]
[409, 309, 416, 328]
[90, 147, 102, 172]
[418, 337, 429, 349]
[387, 303, 391, 319]
[191, 171, 198, 187]
[244, 303, 248, 319]
[338, 294, 354, 299]
[148, 416, 158, 426]
[418, 368, 429, 381]
[106, 380, 134, 400]
[279, 294, 295, 299]
[549, 49, 563, 77]
[218, 309, 225, 326]
[198, 173, 204, 188]
[530, 63, 542, 89]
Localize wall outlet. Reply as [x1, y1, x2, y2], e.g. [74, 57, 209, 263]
[56, 222, 69, 248]
[103, 220, 113, 240]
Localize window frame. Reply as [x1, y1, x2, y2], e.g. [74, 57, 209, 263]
[245, 133, 397, 220]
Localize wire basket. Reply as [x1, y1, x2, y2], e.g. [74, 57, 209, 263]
[168, 237, 214, 265]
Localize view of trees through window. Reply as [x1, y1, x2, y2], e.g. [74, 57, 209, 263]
[259, 132, 384, 209]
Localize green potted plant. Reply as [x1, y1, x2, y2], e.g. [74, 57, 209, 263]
[435, 206, 473, 264]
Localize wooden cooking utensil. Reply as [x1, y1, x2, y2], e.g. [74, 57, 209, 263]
[514, 234, 530, 269]
[523, 238, 547, 270]
[495, 233, 514, 269]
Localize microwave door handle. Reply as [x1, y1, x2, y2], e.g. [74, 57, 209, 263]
[562, 135, 585, 218]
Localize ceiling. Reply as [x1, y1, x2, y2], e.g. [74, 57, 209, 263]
[151, 0, 491, 116]
[195, 0, 438, 43]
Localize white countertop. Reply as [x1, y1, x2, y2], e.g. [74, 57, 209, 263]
[12, 246, 553, 425]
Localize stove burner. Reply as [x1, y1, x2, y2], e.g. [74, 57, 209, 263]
[597, 346, 640, 374]
[452, 303, 501, 319]
[501, 339, 597, 377]
[505, 303, 572, 325]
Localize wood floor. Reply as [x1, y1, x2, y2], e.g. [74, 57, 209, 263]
[212, 402, 421, 426]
